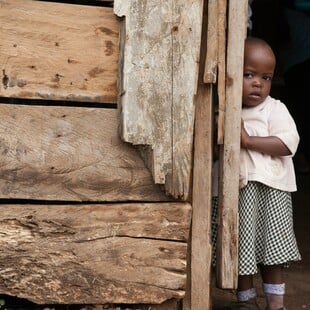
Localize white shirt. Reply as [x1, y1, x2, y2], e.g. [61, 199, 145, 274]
[240, 96, 299, 192]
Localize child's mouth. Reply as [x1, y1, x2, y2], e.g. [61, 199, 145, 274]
[249, 92, 261, 99]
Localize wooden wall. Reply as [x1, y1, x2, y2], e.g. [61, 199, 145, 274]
[0, 0, 249, 308]
[0, 0, 193, 306]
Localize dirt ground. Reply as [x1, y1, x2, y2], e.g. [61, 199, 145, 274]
[212, 172, 310, 310]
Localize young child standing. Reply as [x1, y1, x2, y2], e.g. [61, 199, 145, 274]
[234, 37, 301, 309]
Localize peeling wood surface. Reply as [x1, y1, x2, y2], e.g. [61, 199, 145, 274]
[203, 0, 218, 83]
[114, 0, 204, 200]
[0, 103, 168, 202]
[0, 0, 118, 103]
[216, 0, 248, 289]
[0, 202, 191, 304]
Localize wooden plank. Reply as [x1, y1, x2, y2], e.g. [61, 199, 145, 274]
[0, 0, 118, 103]
[191, 85, 213, 310]
[190, 1, 213, 308]
[216, 0, 248, 289]
[203, 0, 218, 83]
[0, 202, 191, 304]
[0, 103, 169, 202]
[114, 0, 204, 200]
[217, 0, 227, 144]
[166, 0, 204, 200]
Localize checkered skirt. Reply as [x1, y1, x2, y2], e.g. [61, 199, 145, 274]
[212, 181, 301, 275]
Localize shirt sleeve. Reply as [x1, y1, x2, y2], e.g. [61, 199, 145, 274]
[268, 100, 300, 156]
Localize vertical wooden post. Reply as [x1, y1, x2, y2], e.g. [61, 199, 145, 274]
[190, 1, 213, 309]
[216, 0, 248, 289]
[191, 85, 213, 310]
[217, 0, 227, 145]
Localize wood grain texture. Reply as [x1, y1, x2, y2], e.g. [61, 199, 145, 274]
[0, 0, 118, 103]
[203, 0, 218, 83]
[190, 1, 214, 304]
[0, 103, 169, 202]
[0, 202, 191, 304]
[217, 0, 227, 144]
[216, 0, 248, 289]
[191, 85, 213, 310]
[114, 0, 204, 200]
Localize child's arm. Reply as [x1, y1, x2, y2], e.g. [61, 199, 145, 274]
[241, 120, 292, 157]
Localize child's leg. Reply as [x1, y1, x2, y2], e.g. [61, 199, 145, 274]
[237, 275, 257, 303]
[260, 264, 285, 310]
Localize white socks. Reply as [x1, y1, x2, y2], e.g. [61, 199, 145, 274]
[263, 283, 285, 310]
[237, 287, 257, 301]
[236, 283, 285, 309]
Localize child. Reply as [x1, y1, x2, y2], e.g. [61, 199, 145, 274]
[235, 37, 301, 309]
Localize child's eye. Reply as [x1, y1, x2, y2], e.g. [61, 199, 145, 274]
[244, 72, 253, 78]
[263, 75, 272, 81]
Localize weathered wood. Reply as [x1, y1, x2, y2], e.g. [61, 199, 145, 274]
[203, 0, 218, 83]
[0, 103, 169, 202]
[0, 0, 118, 103]
[216, 0, 248, 289]
[191, 86, 213, 310]
[217, 0, 227, 144]
[182, 237, 191, 310]
[190, 1, 213, 308]
[0, 202, 191, 304]
[114, 0, 204, 200]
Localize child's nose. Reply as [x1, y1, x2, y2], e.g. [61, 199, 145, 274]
[253, 78, 262, 87]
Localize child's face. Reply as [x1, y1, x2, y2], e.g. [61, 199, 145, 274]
[242, 43, 275, 108]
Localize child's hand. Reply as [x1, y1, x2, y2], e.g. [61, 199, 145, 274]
[240, 119, 292, 156]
